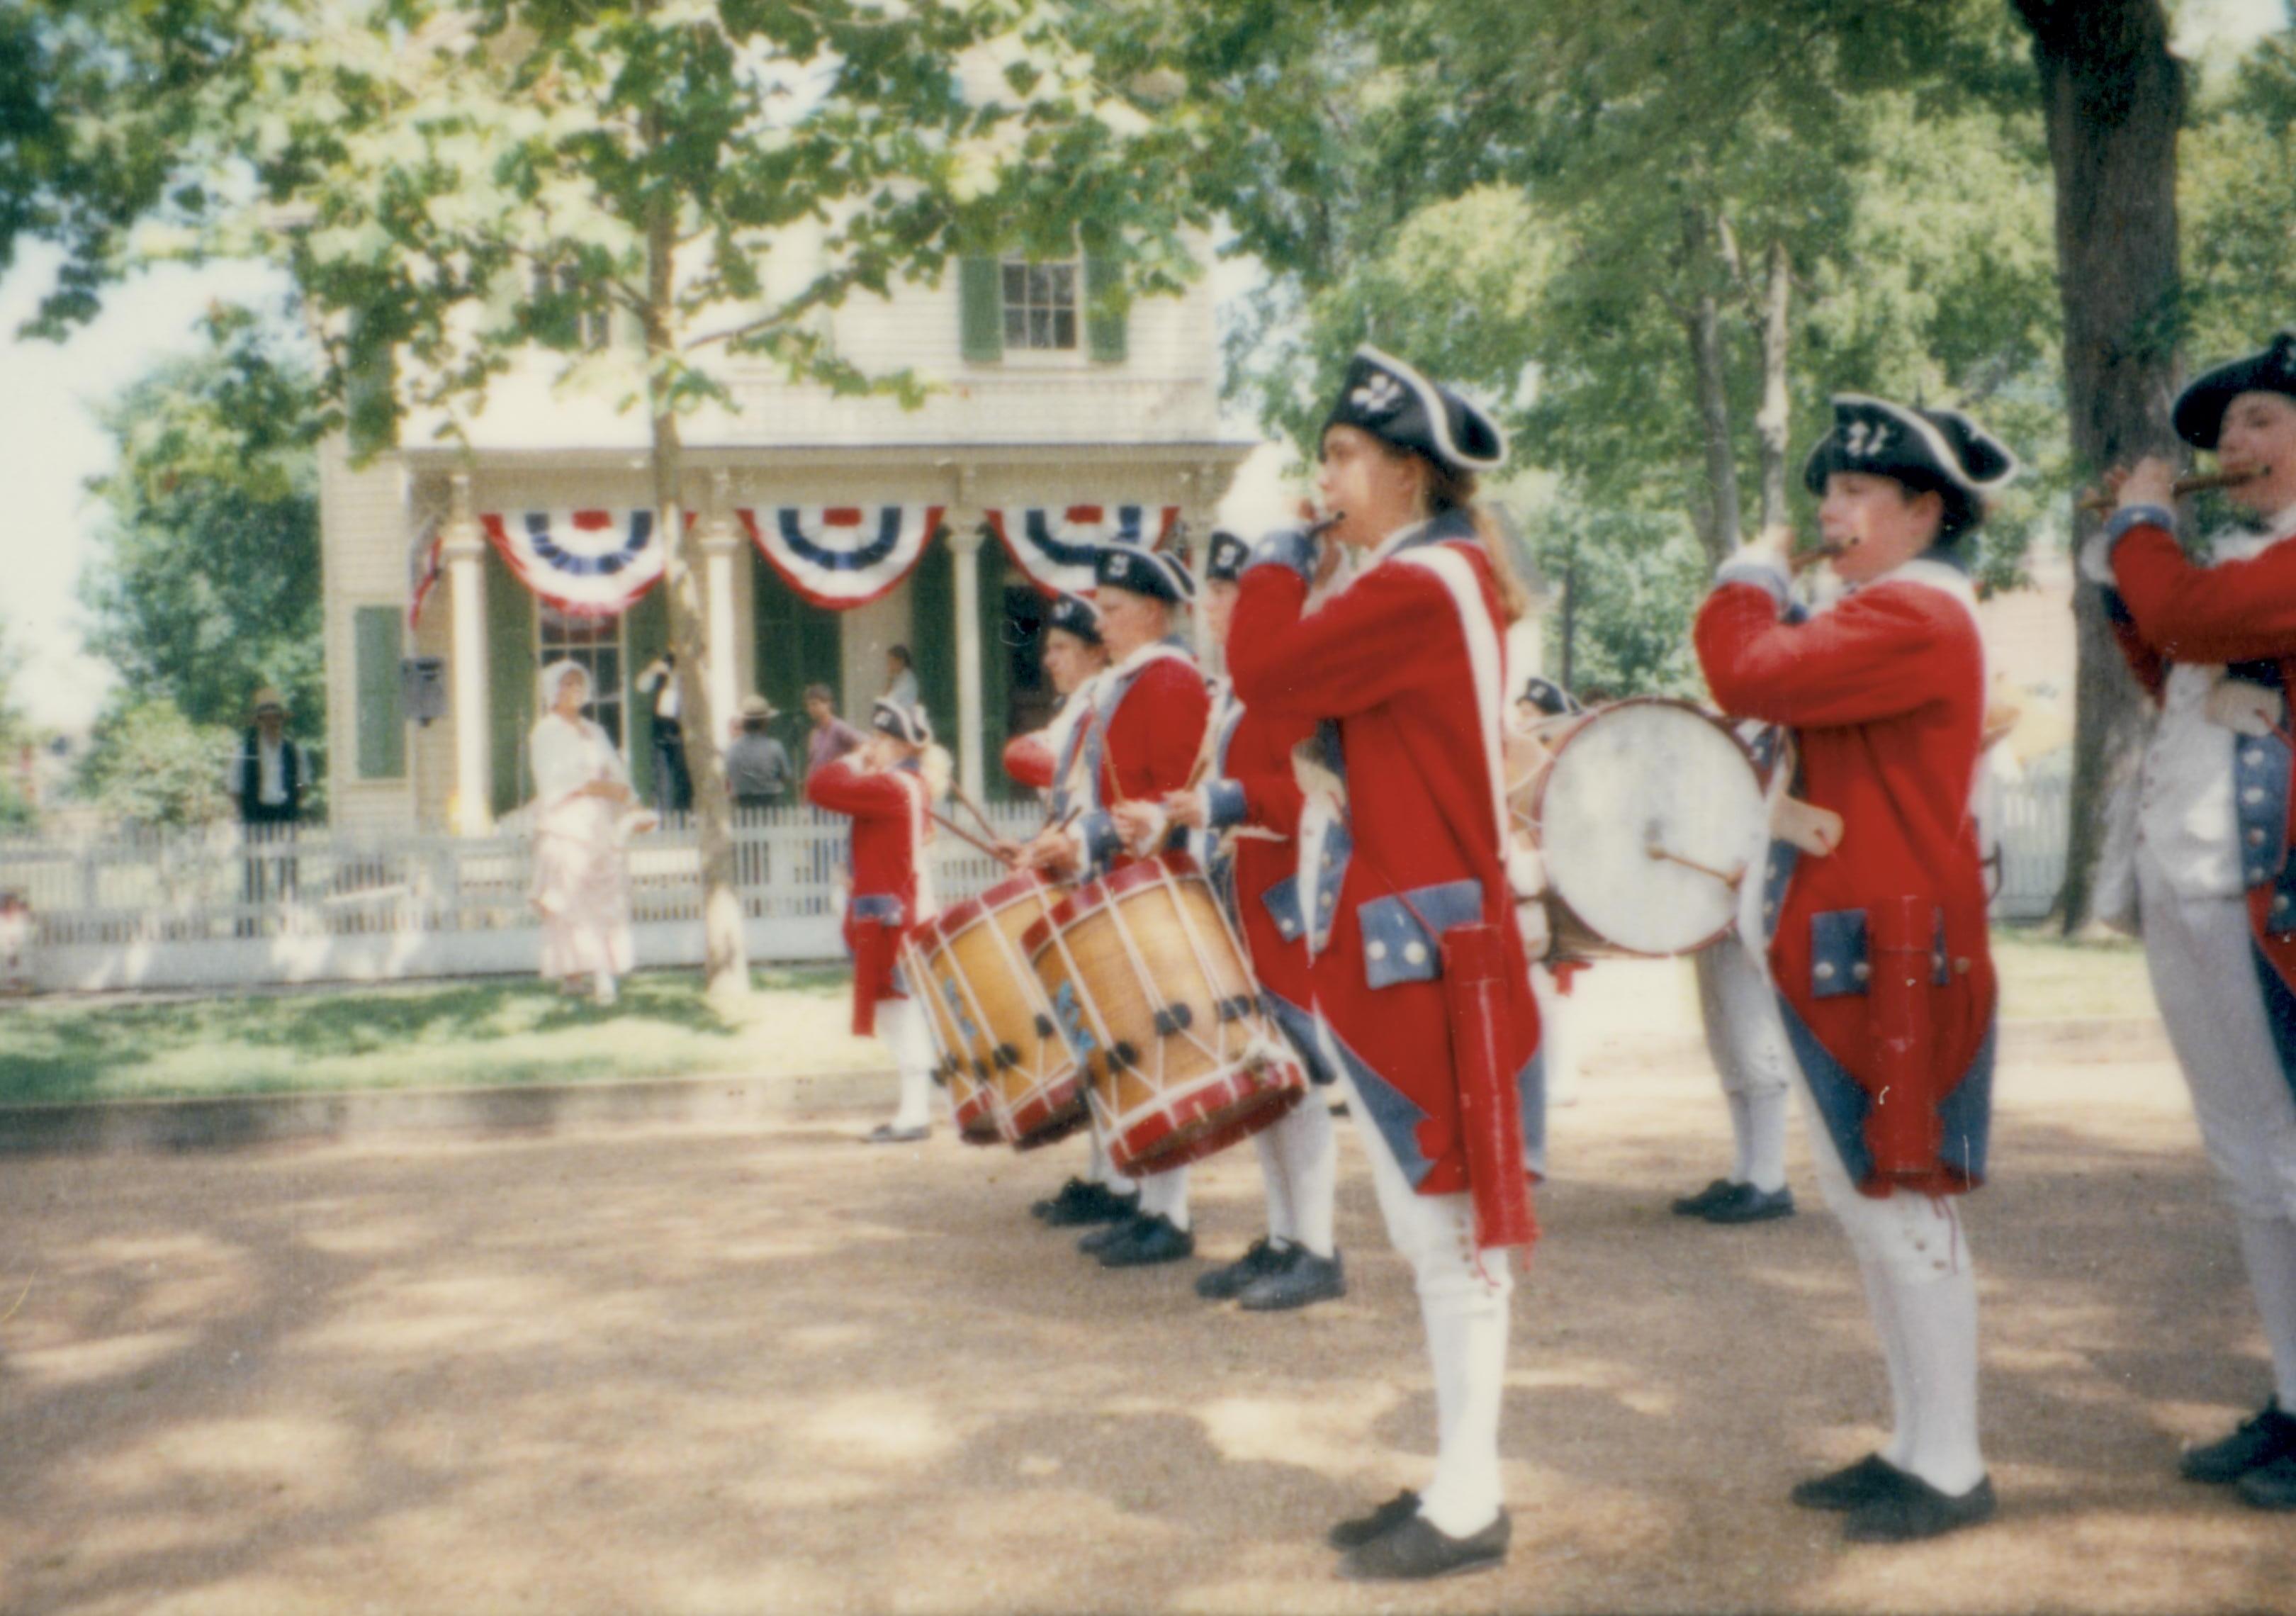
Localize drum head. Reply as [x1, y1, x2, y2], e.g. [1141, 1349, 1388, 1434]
[1539, 700, 1765, 957]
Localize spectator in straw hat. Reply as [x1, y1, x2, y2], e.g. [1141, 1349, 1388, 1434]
[726, 694, 794, 809]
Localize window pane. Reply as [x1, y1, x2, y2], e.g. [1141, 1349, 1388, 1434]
[1052, 310, 1075, 349]
[1028, 264, 1054, 304]
[1047, 264, 1074, 308]
[1029, 307, 1052, 348]
[1003, 262, 1026, 302]
[1005, 308, 1027, 345]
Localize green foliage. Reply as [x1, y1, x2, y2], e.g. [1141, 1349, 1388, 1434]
[79, 305, 324, 733]
[76, 699, 237, 830]
[0, 624, 38, 832]
[1534, 506, 1708, 701]
[2184, 35, 2296, 370]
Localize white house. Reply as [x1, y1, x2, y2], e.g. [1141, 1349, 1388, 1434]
[320, 239, 1255, 838]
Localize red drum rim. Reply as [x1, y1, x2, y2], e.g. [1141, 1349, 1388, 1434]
[920, 867, 1063, 950]
[1020, 848, 1200, 959]
[1112, 1059, 1306, 1176]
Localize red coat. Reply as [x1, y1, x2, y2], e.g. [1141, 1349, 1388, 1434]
[1229, 527, 1541, 1199]
[804, 756, 931, 1036]
[1695, 554, 1996, 1196]
[2104, 507, 2296, 1021]
[1074, 644, 1210, 874]
[1200, 683, 1319, 1038]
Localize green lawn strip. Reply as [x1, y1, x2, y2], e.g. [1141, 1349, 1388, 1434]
[1987, 926, 2154, 1023]
[0, 967, 875, 1108]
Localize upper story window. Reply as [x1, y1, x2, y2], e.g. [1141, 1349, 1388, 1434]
[1001, 259, 1078, 352]
[531, 262, 612, 352]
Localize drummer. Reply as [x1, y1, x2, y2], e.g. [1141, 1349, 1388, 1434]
[1695, 394, 2012, 1542]
[1229, 347, 1543, 1581]
[1021, 544, 1211, 1269]
[804, 699, 945, 1145]
[1001, 593, 1137, 1232]
[1159, 529, 1346, 1311]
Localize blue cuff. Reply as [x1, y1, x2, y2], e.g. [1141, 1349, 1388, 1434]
[1205, 778, 1247, 830]
[1079, 811, 1122, 872]
[2104, 503, 2176, 544]
[850, 893, 904, 925]
[1715, 555, 1791, 609]
[1245, 526, 1318, 585]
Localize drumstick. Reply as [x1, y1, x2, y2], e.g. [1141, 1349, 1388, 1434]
[950, 782, 1004, 842]
[1645, 840, 1746, 887]
[930, 809, 1008, 861]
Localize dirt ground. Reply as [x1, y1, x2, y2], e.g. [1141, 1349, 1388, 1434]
[4, 989, 2294, 1613]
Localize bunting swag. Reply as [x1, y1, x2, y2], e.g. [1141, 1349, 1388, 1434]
[741, 505, 945, 609]
[480, 509, 666, 617]
[984, 504, 1182, 596]
[407, 520, 443, 631]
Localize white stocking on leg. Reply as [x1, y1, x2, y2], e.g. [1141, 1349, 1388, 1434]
[1274, 1094, 1339, 1259]
[1856, 1254, 1915, 1469]
[1254, 1129, 1298, 1248]
[1417, 1253, 1512, 1538]
[1087, 1120, 1136, 1196]
[2237, 1215, 2296, 1409]
[1894, 1259, 1985, 1496]
[1742, 1088, 1789, 1195]
[876, 999, 936, 1131]
[1726, 1092, 1755, 1184]
[1137, 1164, 1191, 1232]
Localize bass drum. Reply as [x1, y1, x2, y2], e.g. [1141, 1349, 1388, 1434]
[1519, 698, 1767, 960]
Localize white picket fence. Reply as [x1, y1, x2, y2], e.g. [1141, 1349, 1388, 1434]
[0, 804, 1045, 993]
[0, 764, 2078, 994]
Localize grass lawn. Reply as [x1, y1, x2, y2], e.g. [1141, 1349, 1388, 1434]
[1988, 924, 2157, 1023]
[0, 967, 872, 1109]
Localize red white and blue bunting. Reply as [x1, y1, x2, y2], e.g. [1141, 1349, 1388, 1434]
[480, 509, 667, 618]
[985, 504, 1182, 597]
[407, 520, 443, 631]
[741, 505, 945, 610]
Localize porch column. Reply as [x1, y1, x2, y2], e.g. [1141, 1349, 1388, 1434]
[700, 476, 743, 735]
[949, 519, 988, 804]
[440, 473, 492, 836]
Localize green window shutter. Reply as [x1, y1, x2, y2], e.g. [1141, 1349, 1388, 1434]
[752, 557, 845, 758]
[908, 527, 959, 769]
[959, 255, 1004, 362]
[1084, 248, 1127, 364]
[354, 605, 406, 780]
[622, 585, 671, 807]
[485, 548, 536, 817]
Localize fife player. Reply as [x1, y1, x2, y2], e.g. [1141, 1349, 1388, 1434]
[2090, 331, 2296, 1510]
[1696, 395, 2013, 1543]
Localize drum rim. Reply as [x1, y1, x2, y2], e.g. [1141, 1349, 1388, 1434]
[919, 866, 1058, 948]
[1531, 697, 1761, 959]
[1020, 848, 1202, 960]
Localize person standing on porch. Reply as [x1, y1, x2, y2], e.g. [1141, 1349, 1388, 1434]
[635, 652, 694, 816]
[530, 661, 637, 1006]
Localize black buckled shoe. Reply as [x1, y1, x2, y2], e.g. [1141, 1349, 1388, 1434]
[1035, 1178, 1137, 1226]
[1338, 1510, 1509, 1581]
[1098, 1212, 1193, 1269]
[1670, 1178, 1739, 1217]
[1704, 1184, 1796, 1225]
[1077, 1216, 1140, 1256]
[1842, 1474, 1996, 1543]
[1327, 1490, 1419, 1550]
[2181, 1401, 2296, 1484]
[1195, 1237, 1294, 1300]
[2237, 1453, 2296, 1510]
[1240, 1248, 1346, 1311]
[1790, 1453, 1913, 1512]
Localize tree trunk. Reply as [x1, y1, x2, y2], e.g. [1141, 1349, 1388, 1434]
[644, 193, 750, 1000]
[1680, 203, 1742, 568]
[2013, 0, 2182, 933]
[1753, 237, 1792, 532]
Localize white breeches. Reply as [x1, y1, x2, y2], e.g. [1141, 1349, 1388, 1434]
[1696, 935, 1794, 1099]
[1327, 1027, 1512, 1537]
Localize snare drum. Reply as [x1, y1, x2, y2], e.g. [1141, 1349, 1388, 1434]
[899, 933, 1003, 1145]
[1025, 851, 1305, 1177]
[1517, 698, 1767, 959]
[908, 872, 1088, 1149]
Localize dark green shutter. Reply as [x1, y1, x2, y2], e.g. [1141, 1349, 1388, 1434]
[960, 255, 1003, 362]
[908, 528, 960, 771]
[621, 585, 671, 807]
[354, 605, 406, 779]
[977, 539, 1028, 799]
[1084, 248, 1127, 363]
[752, 556, 844, 757]
[485, 548, 536, 817]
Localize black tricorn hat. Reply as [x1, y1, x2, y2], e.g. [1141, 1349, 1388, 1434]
[1093, 544, 1195, 606]
[2174, 332, 2296, 451]
[870, 699, 931, 747]
[1045, 592, 1103, 646]
[1203, 529, 1250, 583]
[1801, 395, 2016, 530]
[1321, 345, 1506, 476]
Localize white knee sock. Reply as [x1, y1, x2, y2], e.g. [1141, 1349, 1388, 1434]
[1742, 1088, 1789, 1194]
[1893, 1262, 1986, 1496]
[877, 999, 935, 1131]
[1274, 1096, 1339, 1259]
[1138, 1165, 1191, 1230]
[1857, 1255, 1915, 1468]
[2236, 1215, 2296, 1409]
[1254, 1129, 1298, 1248]
[1417, 1260, 1511, 1538]
[1726, 1092, 1755, 1184]
[1087, 1121, 1135, 1196]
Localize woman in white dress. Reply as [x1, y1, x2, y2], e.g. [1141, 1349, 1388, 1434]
[529, 661, 636, 1004]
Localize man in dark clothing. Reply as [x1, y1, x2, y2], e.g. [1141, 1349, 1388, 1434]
[727, 695, 794, 808]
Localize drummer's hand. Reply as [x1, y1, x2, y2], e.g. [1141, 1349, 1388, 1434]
[1023, 830, 1077, 875]
[2115, 456, 2176, 512]
[1162, 788, 1210, 831]
[991, 837, 1025, 869]
[1110, 800, 1166, 853]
